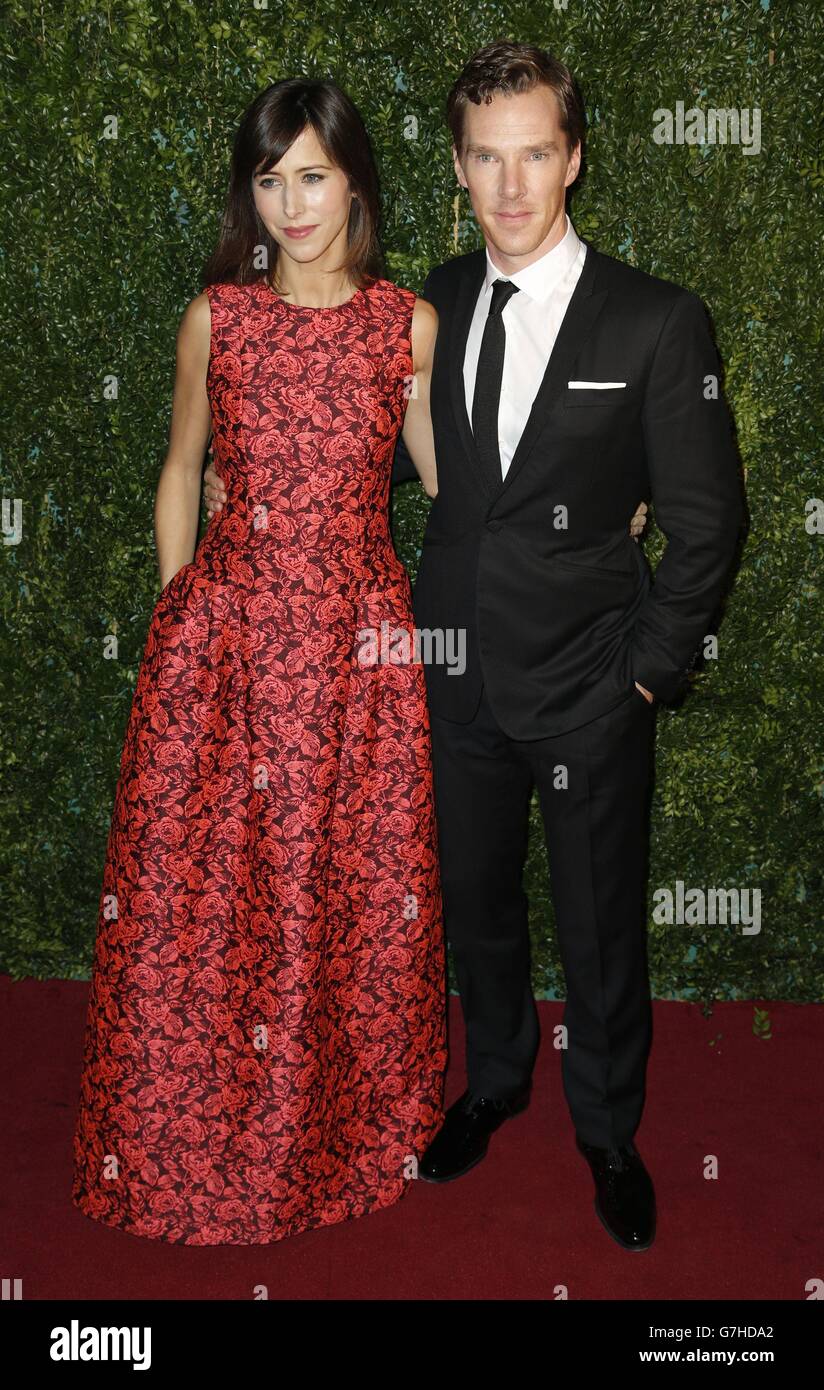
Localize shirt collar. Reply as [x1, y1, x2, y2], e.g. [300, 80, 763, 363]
[483, 213, 581, 304]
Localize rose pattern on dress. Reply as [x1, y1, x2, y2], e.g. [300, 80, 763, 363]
[71, 277, 447, 1244]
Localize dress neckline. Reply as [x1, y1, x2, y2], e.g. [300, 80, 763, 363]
[258, 278, 374, 314]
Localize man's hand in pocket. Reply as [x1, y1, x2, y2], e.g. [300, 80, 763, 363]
[630, 500, 648, 541]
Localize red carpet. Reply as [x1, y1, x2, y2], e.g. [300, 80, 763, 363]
[1, 974, 820, 1300]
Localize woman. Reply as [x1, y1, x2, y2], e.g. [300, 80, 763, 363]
[72, 78, 446, 1244]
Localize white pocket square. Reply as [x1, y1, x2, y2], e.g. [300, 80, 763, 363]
[567, 380, 627, 389]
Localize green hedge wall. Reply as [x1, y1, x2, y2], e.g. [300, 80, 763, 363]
[2, 0, 821, 1001]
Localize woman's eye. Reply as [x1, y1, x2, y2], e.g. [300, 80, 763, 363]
[258, 173, 323, 187]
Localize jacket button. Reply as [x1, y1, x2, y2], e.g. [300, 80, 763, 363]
[486, 519, 504, 533]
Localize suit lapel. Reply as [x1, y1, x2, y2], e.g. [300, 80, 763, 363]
[445, 237, 609, 508]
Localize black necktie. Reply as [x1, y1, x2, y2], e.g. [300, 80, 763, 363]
[471, 278, 521, 489]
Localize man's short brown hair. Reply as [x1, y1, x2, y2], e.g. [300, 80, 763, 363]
[446, 40, 586, 162]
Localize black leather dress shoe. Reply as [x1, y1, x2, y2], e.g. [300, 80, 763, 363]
[419, 1086, 531, 1183]
[576, 1135, 656, 1250]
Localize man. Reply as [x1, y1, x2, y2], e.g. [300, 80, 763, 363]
[204, 42, 743, 1251]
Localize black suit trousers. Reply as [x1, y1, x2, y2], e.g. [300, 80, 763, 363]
[428, 681, 656, 1148]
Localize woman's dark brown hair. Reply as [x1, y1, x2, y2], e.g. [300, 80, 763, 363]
[202, 78, 384, 290]
[446, 40, 586, 170]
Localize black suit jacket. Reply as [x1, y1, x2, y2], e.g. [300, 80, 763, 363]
[391, 238, 744, 737]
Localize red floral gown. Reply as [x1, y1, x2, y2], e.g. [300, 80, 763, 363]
[71, 276, 447, 1244]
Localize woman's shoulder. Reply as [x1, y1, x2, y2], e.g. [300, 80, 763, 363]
[367, 279, 438, 347]
[367, 277, 418, 313]
[370, 280, 437, 340]
[177, 291, 211, 352]
[201, 280, 263, 340]
[203, 279, 255, 307]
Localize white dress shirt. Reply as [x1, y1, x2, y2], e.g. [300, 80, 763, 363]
[463, 213, 587, 478]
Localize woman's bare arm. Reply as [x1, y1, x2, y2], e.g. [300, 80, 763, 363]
[154, 292, 212, 590]
[400, 297, 438, 498]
